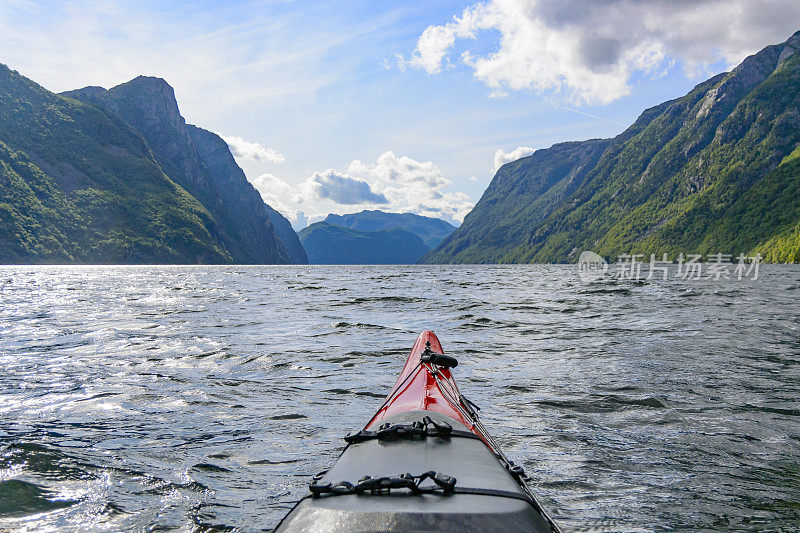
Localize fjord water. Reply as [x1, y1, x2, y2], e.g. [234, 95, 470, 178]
[1, 265, 798, 532]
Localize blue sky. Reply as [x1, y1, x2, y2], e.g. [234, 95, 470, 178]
[1, 0, 799, 228]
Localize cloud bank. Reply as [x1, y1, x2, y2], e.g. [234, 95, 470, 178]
[494, 146, 535, 171]
[218, 134, 286, 163]
[246, 151, 474, 227]
[407, 0, 800, 104]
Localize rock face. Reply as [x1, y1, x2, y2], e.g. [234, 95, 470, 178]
[265, 204, 308, 264]
[0, 65, 229, 263]
[299, 222, 429, 264]
[324, 210, 456, 249]
[424, 30, 800, 263]
[63, 77, 292, 264]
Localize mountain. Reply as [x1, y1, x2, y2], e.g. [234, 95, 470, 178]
[324, 210, 456, 248]
[298, 222, 429, 264]
[421, 139, 610, 263]
[0, 64, 230, 263]
[62, 77, 297, 264]
[265, 204, 308, 264]
[424, 31, 800, 264]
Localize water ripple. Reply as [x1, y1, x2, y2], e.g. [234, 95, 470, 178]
[0, 264, 798, 532]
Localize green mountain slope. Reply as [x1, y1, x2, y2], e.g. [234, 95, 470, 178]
[324, 210, 456, 248]
[0, 65, 229, 263]
[63, 78, 291, 264]
[422, 139, 610, 263]
[703, 147, 800, 262]
[424, 31, 800, 264]
[299, 222, 429, 264]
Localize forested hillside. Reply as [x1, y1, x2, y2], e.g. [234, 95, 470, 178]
[424, 31, 800, 263]
[63, 77, 294, 264]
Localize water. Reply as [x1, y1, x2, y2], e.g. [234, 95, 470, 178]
[1, 265, 798, 532]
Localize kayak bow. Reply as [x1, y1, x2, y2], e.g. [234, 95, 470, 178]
[275, 331, 561, 532]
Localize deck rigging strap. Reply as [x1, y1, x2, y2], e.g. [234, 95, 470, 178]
[308, 470, 538, 507]
[345, 415, 483, 444]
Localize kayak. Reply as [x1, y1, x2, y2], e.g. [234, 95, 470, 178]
[275, 331, 561, 532]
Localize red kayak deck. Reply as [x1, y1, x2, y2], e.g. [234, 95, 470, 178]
[365, 330, 487, 444]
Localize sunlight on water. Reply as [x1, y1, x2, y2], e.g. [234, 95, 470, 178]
[0, 265, 798, 531]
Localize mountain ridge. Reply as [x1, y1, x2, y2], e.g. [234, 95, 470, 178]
[424, 31, 800, 264]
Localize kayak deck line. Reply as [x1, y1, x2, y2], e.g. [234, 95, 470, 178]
[275, 330, 562, 532]
[344, 415, 485, 445]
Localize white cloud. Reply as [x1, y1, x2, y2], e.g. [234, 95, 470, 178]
[248, 172, 305, 227]
[409, 23, 461, 73]
[343, 151, 474, 224]
[494, 146, 535, 171]
[406, 0, 800, 104]
[218, 134, 285, 163]
[310, 170, 388, 204]
[245, 152, 475, 228]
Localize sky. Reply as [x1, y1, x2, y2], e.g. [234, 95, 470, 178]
[1, 0, 799, 229]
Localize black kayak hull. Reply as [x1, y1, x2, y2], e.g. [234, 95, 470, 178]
[275, 410, 555, 532]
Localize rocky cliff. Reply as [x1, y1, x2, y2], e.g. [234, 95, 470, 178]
[265, 205, 308, 264]
[63, 77, 294, 264]
[0, 65, 230, 263]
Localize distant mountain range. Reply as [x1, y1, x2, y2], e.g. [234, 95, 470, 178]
[300, 210, 455, 264]
[424, 31, 800, 264]
[0, 66, 304, 264]
[299, 222, 428, 264]
[324, 210, 455, 248]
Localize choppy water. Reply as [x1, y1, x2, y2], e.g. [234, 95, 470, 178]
[1, 265, 798, 532]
